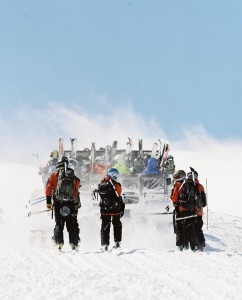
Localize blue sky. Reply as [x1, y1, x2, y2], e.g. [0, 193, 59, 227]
[0, 0, 242, 140]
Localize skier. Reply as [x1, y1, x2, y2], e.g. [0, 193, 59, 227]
[165, 155, 175, 175]
[171, 170, 199, 251]
[132, 156, 145, 174]
[38, 149, 59, 186]
[96, 168, 125, 251]
[46, 156, 81, 252]
[80, 158, 92, 175]
[113, 154, 131, 175]
[142, 156, 161, 174]
[187, 170, 207, 251]
[92, 156, 108, 175]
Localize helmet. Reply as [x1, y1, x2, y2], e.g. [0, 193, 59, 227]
[173, 170, 186, 182]
[106, 168, 119, 181]
[60, 156, 69, 163]
[82, 159, 91, 165]
[187, 168, 198, 180]
[167, 155, 173, 160]
[56, 156, 69, 170]
[50, 150, 59, 159]
[187, 172, 198, 180]
[69, 158, 78, 168]
[114, 154, 123, 162]
[95, 156, 104, 163]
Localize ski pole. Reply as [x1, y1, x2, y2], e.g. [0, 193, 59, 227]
[103, 222, 111, 231]
[175, 214, 197, 221]
[29, 198, 46, 206]
[178, 179, 186, 192]
[109, 179, 120, 198]
[32, 153, 44, 167]
[26, 209, 50, 217]
[29, 195, 46, 204]
[206, 178, 208, 230]
[92, 190, 99, 201]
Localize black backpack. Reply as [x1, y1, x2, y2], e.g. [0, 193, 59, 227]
[55, 169, 75, 202]
[98, 180, 124, 213]
[179, 180, 201, 210]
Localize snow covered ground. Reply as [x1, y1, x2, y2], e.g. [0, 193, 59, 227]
[1, 164, 242, 300]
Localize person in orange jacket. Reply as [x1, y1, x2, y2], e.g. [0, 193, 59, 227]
[171, 169, 199, 251]
[46, 156, 81, 251]
[96, 168, 125, 251]
[92, 156, 109, 176]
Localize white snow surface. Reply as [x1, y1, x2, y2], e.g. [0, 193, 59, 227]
[1, 163, 242, 300]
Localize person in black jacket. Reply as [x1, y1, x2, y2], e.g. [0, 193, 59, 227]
[96, 168, 125, 251]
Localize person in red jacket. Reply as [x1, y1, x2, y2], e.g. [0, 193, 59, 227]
[171, 170, 198, 251]
[96, 168, 125, 251]
[92, 156, 109, 175]
[46, 156, 81, 251]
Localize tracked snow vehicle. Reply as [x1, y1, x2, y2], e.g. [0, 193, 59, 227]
[37, 138, 175, 215]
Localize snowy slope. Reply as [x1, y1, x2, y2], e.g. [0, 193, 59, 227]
[0, 164, 242, 300]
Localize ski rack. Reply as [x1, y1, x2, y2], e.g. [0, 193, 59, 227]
[38, 139, 176, 214]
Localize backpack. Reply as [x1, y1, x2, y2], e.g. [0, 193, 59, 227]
[98, 180, 124, 213]
[179, 180, 201, 210]
[55, 168, 75, 202]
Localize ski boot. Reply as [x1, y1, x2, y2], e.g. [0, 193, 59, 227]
[70, 244, 79, 251]
[101, 244, 108, 252]
[197, 242, 205, 252]
[56, 243, 64, 253]
[183, 243, 189, 250]
[113, 242, 121, 249]
[70, 244, 79, 254]
[191, 245, 199, 252]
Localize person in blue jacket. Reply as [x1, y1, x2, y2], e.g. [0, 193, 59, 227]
[142, 157, 161, 175]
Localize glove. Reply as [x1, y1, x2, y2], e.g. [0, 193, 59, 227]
[174, 203, 180, 213]
[46, 204, 52, 210]
[75, 202, 81, 210]
[38, 167, 44, 175]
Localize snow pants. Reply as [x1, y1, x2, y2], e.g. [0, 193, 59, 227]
[53, 201, 80, 246]
[100, 214, 122, 246]
[194, 216, 205, 247]
[174, 210, 198, 250]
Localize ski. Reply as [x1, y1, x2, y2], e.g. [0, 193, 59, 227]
[151, 142, 159, 159]
[90, 142, 96, 171]
[104, 144, 112, 168]
[59, 138, 64, 159]
[157, 139, 164, 164]
[70, 138, 77, 159]
[110, 140, 118, 162]
[138, 139, 144, 159]
[125, 137, 133, 168]
[159, 142, 170, 171]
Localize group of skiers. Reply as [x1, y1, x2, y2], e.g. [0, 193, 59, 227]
[45, 153, 206, 252]
[41, 143, 176, 181]
[45, 156, 125, 252]
[171, 168, 207, 251]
